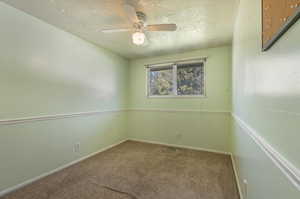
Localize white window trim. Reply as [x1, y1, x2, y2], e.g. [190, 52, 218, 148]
[146, 58, 207, 98]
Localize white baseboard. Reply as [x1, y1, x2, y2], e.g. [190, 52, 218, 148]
[230, 155, 244, 199]
[128, 138, 231, 155]
[0, 139, 128, 197]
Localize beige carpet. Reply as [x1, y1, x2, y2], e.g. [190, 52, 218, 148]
[1, 141, 240, 199]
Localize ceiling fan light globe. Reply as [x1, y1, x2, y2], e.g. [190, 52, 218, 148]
[132, 32, 145, 45]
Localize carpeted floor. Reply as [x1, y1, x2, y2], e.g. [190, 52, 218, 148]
[1, 141, 240, 199]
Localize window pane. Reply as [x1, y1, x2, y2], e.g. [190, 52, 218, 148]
[149, 66, 173, 96]
[177, 63, 204, 95]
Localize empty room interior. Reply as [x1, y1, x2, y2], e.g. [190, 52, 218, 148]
[1, 0, 300, 198]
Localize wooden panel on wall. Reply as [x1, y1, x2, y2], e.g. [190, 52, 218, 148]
[286, 0, 300, 16]
[262, 0, 300, 51]
[262, 0, 272, 43]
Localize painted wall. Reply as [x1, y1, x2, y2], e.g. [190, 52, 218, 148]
[0, 3, 128, 192]
[128, 46, 232, 152]
[232, 0, 300, 198]
[231, 119, 299, 199]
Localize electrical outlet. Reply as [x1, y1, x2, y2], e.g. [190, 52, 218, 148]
[73, 142, 80, 153]
[243, 179, 248, 198]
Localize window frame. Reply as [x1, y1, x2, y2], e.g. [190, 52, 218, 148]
[146, 58, 207, 98]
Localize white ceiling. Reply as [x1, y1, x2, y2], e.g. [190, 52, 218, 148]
[2, 0, 238, 59]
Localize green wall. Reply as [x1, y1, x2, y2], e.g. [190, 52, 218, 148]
[128, 46, 232, 152]
[0, 2, 128, 192]
[231, 0, 300, 198]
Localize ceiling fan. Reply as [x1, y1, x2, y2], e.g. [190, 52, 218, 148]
[101, 3, 177, 46]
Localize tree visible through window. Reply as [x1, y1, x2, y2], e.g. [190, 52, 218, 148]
[149, 66, 173, 96]
[147, 60, 205, 97]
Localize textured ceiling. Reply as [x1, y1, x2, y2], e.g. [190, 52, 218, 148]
[2, 0, 238, 59]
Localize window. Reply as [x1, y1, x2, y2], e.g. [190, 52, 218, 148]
[147, 59, 206, 97]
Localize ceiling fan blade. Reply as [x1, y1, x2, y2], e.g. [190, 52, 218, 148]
[101, 28, 133, 33]
[146, 24, 177, 31]
[123, 4, 139, 23]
